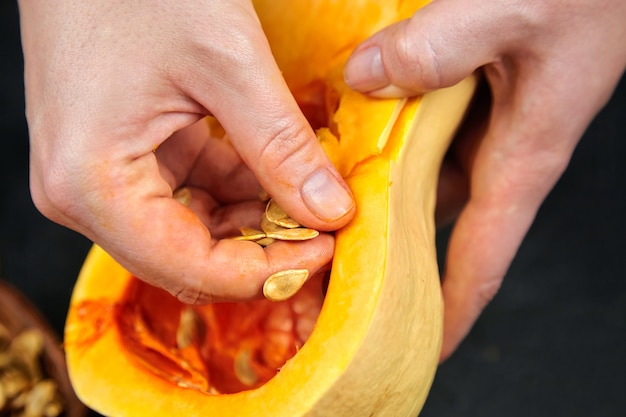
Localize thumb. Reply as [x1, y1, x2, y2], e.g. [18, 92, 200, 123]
[344, 0, 506, 97]
[183, 12, 354, 231]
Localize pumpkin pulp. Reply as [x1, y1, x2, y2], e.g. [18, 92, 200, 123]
[112, 273, 325, 394]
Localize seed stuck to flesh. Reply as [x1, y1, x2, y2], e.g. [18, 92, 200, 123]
[173, 187, 192, 207]
[233, 349, 259, 387]
[263, 269, 310, 302]
[176, 307, 200, 349]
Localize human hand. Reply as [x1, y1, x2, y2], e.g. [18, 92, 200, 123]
[343, 0, 626, 360]
[19, 0, 355, 303]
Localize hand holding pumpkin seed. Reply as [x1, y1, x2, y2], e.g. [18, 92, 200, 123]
[20, 0, 354, 304]
[225, 196, 320, 301]
[112, 118, 337, 303]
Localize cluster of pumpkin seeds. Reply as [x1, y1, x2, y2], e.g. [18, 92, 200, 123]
[0, 324, 63, 417]
[173, 186, 320, 303]
[232, 197, 319, 302]
[231, 199, 319, 247]
[173, 187, 320, 246]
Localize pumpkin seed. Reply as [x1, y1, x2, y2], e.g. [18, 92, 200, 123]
[230, 199, 319, 247]
[260, 214, 283, 235]
[266, 227, 319, 241]
[265, 200, 301, 229]
[23, 380, 57, 417]
[44, 398, 64, 417]
[10, 329, 43, 358]
[263, 269, 309, 302]
[233, 349, 259, 387]
[233, 227, 266, 242]
[173, 187, 192, 207]
[239, 227, 264, 237]
[254, 237, 276, 247]
[0, 327, 65, 416]
[176, 307, 200, 349]
[1, 366, 30, 398]
[10, 329, 44, 381]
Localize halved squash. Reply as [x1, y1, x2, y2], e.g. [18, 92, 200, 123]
[64, 1, 477, 416]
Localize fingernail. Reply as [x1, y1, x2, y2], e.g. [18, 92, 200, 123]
[344, 46, 389, 92]
[301, 169, 353, 222]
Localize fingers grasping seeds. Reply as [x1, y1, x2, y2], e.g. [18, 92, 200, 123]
[231, 199, 320, 246]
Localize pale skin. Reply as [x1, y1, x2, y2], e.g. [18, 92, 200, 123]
[20, 0, 626, 360]
[344, 0, 626, 360]
[19, 0, 354, 303]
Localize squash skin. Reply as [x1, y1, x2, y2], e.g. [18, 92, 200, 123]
[64, 1, 478, 416]
[312, 79, 476, 416]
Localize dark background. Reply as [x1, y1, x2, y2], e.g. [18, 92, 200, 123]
[2, 2, 625, 416]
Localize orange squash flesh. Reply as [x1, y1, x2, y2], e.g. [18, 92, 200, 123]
[64, 1, 477, 416]
[110, 272, 326, 394]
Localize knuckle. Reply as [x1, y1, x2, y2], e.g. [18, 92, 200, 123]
[175, 287, 210, 305]
[29, 176, 55, 220]
[30, 161, 75, 224]
[173, 273, 215, 305]
[391, 23, 442, 91]
[256, 115, 316, 176]
[502, 142, 572, 197]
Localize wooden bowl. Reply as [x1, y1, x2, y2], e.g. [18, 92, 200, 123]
[0, 280, 88, 417]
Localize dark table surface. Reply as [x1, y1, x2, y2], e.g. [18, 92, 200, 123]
[2, 2, 625, 416]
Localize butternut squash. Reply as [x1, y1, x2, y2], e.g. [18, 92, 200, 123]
[64, 1, 476, 415]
